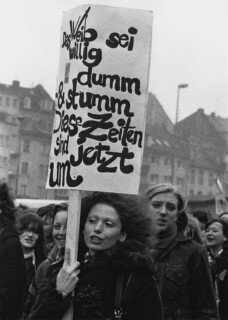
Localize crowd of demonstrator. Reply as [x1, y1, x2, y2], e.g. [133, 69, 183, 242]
[0, 181, 228, 320]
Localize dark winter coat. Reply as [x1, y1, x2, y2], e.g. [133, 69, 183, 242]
[153, 231, 218, 320]
[207, 246, 228, 320]
[27, 240, 163, 320]
[0, 222, 26, 320]
[22, 246, 58, 320]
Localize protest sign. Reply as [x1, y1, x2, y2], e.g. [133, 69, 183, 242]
[45, 6, 152, 319]
[215, 178, 228, 215]
[46, 4, 153, 195]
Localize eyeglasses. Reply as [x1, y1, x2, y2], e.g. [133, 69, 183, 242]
[150, 200, 177, 212]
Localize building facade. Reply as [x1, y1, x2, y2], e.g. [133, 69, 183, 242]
[140, 96, 228, 205]
[0, 80, 57, 199]
[1, 80, 227, 204]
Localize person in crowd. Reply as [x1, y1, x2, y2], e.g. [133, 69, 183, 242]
[205, 218, 228, 320]
[219, 212, 228, 224]
[145, 183, 218, 320]
[184, 213, 204, 244]
[192, 209, 210, 243]
[37, 203, 56, 252]
[22, 202, 68, 319]
[0, 183, 26, 320]
[27, 192, 163, 320]
[16, 212, 46, 311]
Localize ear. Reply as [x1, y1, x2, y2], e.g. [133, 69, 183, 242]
[119, 232, 127, 243]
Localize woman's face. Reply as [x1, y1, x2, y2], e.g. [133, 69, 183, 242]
[206, 222, 226, 249]
[148, 192, 178, 232]
[52, 210, 67, 252]
[19, 226, 39, 252]
[84, 203, 126, 254]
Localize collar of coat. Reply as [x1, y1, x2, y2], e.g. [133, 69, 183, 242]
[83, 239, 155, 275]
[154, 230, 192, 262]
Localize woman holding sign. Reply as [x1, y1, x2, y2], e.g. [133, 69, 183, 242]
[27, 192, 163, 320]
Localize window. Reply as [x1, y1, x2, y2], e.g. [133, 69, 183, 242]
[177, 159, 182, 168]
[189, 189, 194, 196]
[198, 170, 204, 186]
[21, 162, 28, 175]
[0, 135, 3, 146]
[5, 136, 9, 147]
[190, 169, 195, 184]
[163, 140, 170, 147]
[37, 186, 45, 198]
[11, 135, 17, 150]
[56, 189, 68, 197]
[150, 174, 159, 183]
[155, 139, 162, 146]
[0, 96, 3, 105]
[3, 157, 7, 166]
[40, 100, 53, 112]
[41, 143, 50, 155]
[20, 185, 27, 196]
[163, 176, 171, 183]
[23, 141, 30, 153]
[24, 97, 31, 109]
[176, 177, 184, 186]
[20, 98, 24, 107]
[197, 191, 203, 196]
[208, 172, 214, 187]
[5, 97, 10, 106]
[13, 98, 18, 107]
[151, 155, 159, 165]
[39, 164, 44, 176]
[164, 158, 171, 166]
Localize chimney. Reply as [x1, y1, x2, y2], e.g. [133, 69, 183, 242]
[198, 108, 204, 114]
[12, 80, 20, 87]
[211, 112, 216, 117]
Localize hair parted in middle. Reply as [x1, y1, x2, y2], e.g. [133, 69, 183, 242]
[78, 192, 153, 256]
[16, 212, 46, 264]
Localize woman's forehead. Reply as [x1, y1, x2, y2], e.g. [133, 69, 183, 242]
[207, 222, 223, 230]
[89, 203, 119, 220]
[151, 192, 177, 203]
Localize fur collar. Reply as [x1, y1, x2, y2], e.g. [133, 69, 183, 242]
[84, 239, 155, 274]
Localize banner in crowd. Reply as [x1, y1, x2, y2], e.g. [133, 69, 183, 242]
[46, 4, 152, 194]
[215, 178, 228, 215]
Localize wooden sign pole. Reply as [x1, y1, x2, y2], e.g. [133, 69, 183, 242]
[62, 189, 82, 320]
[65, 190, 82, 263]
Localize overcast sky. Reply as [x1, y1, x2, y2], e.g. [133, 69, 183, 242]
[0, 0, 227, 123]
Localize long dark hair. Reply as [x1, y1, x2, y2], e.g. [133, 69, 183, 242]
[0, 183, 15, 225]
[16, 212, 46, 265]
[79, 192, 153, 257]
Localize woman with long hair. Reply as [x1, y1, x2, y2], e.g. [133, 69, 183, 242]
[22, 202, 68, 319]
[27, 192, 162, 320]
[0, 183, 26, 320]
[16, 212, 46, 310]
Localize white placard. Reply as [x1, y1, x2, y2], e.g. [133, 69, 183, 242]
[46, 4, 152, 194]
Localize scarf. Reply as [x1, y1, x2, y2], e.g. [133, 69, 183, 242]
[155, 223, 177, 249]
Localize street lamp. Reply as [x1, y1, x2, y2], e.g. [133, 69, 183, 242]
[175, 83, 189, 124]
[171, 83, 189, 185]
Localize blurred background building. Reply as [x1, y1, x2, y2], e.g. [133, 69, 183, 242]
[0, 80, 67, 200]
[0, 80, 227, 212]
